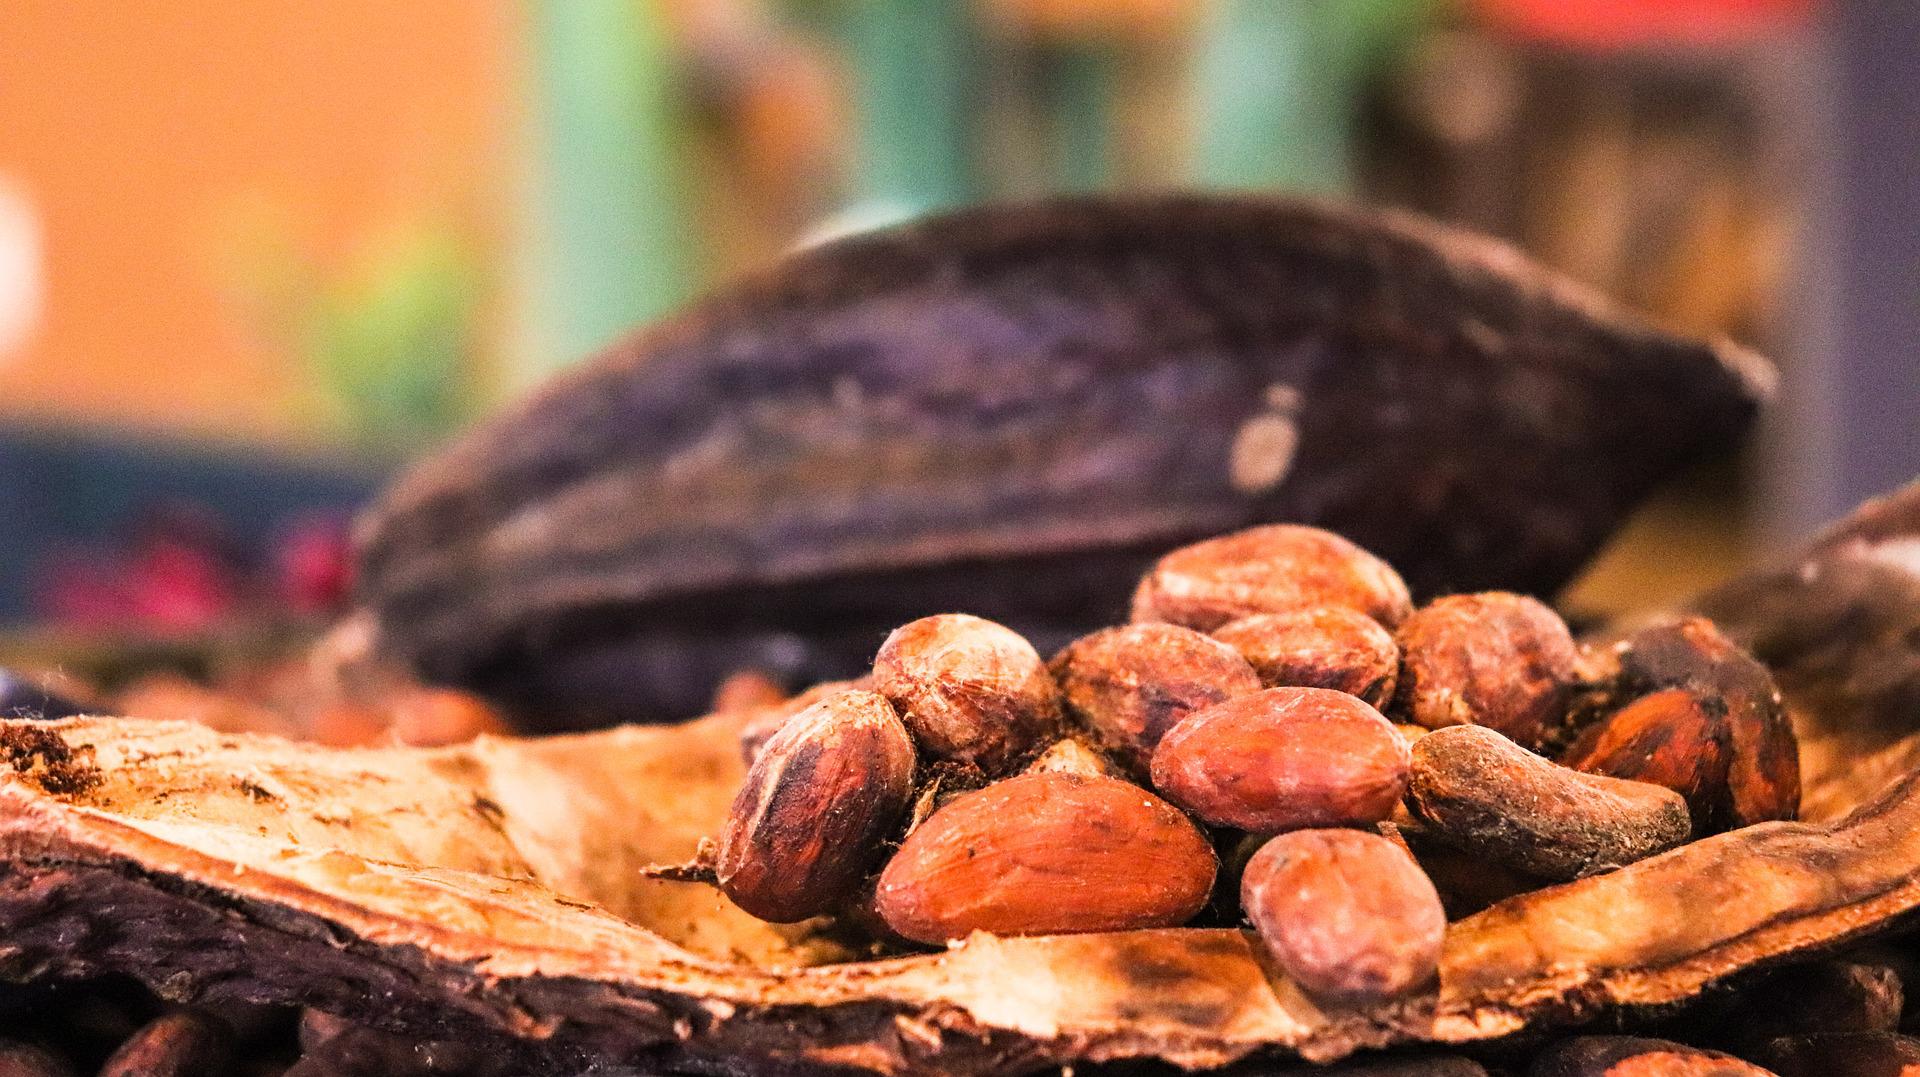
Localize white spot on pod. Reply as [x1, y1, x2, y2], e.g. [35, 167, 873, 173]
[1229, 384, 1302, 495]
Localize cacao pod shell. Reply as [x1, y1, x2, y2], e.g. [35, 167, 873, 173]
[354, 195, 1771, 726]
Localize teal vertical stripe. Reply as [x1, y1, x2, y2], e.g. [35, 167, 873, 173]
[839, 0, 977, 222]
[1194, 0, 1432, 195]
[523, 0, 694, 377]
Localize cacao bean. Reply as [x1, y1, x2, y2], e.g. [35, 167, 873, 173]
[0, 1041, 73, 1077]
[1023, 737, 1123, 779]
[736, 677, 867, 764]
[1150, 687, 1409, 832]
[1407, 724, 1691, 880]
[98, 1012, 228, 1077]
[1395, 592, 1578, 749]
[1131, 524, 1412, 631]
[387, 686, 512, 747]
[1529, 1036, 1773, 1076]
[873, 771, 1216, 944]
[1240, 828, 1445, 1003]
[1749, 1031, 1920, 1077]
[717, 689, 916, 921]
[1714, 960, 1903, 1049]
[872, 613, 1061, 775]
[1050, 623, 1260, 774]
[1567, 618, 1799, 831]
[1212, 606, 1399, 708]
[710, 669, 788, 713]
[1397, 824, 1551, 919]
[1245, 1059, 1489, 1076]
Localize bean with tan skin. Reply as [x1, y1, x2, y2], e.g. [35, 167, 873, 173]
[872, 614, 1061, 776]
[1407, 724, 1691, 880]
[1150, 687, 1409, 832]
[1213, 607, 1399, 708]
[1131, 524, 1413, 631]
[1050, 623, 1260, 774]
[1241, 829, 1446, 1003]
[717, 689, 917, 922]
[874, 771, 1216, 944]
[1395, 592, 1578, 750]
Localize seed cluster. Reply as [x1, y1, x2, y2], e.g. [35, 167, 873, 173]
[717, 523, 1802, 1003]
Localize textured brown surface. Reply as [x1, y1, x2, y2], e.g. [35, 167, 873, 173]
[1407, 725, 1690, 880]
[1212, 607, 1400, 708]
[1050, 623, 1261, 775]
[1394, 592, 1578, 749]
[870, 614, 1060, 777]
[353, 194, 1771, 726]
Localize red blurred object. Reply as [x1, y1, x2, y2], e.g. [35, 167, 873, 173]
[275, 516, 356, 616]
[1475, 0, 1813, 48]
[33, 503, 354, 632]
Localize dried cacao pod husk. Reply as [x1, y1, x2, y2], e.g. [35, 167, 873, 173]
[354, 195, 1770, 726]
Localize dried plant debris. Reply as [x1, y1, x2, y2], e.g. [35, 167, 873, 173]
[354, 195, 1771, 725]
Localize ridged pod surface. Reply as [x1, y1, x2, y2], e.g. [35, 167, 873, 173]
[353, 195, 1770, 725]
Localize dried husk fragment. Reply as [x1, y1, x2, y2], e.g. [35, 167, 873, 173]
[353, 194, 1771, 726]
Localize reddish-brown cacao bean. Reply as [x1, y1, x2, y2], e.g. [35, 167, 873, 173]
[1050, 623, 1260, 774]
[1151, 687, 1409, 832]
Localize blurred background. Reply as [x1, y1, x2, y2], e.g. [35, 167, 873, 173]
[0, 0, 1914, 641]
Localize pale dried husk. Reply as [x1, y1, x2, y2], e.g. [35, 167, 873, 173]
[1, 483, 1918, 1075]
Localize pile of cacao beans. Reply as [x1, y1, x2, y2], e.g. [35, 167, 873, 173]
[716, 523, 1804, 1005]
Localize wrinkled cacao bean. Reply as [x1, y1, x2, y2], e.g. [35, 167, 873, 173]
[1151, 687, 1409, 832]
[717, 689, 917, 921]
[1131, 524, 1413, 631]
[1240, 828, 1446, 1003]
[1050, 623, 1260, 774]
[1407, 724, 1691, 880]
[1395, 592, 1578, 749]
[1212, 606, 1399, 708]
[873, 771, 1216, 944]
[871, 613, 1061, 775]
[1567, 617, 1799, 831]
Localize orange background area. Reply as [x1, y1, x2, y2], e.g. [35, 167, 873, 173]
[0, 1, 512, 448]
